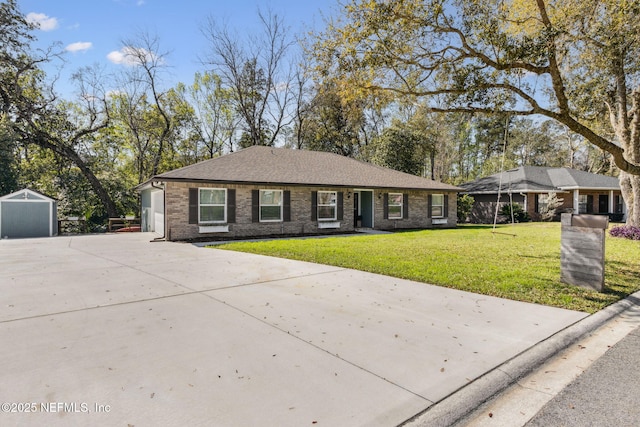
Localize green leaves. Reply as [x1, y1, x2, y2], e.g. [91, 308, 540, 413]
[371, 123, 425, 175]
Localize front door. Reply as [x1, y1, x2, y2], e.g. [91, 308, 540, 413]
[598, 195, 609, 214]
[358, 190, 374, 228]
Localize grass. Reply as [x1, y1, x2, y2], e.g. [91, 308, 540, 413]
[213, 223, 640, 313]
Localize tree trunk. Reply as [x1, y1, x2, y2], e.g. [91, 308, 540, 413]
[430, 149, 436, 181]
[621, 171, 640, 226]
[66, 148, 119, 219]
[35, 135, 119, 218]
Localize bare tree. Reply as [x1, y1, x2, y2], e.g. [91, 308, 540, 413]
[201, 9, 296, 147]
[113, 32, 176, 182]
[184, 71, 238, 157]
[290, 52, 314, 149]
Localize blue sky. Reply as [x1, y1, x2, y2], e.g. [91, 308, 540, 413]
[18, 0, 338, 95]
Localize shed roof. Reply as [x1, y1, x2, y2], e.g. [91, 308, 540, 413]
[0, 188, 56, 202]
[147, 146, 461, 191]
[460, 166, 620, 194]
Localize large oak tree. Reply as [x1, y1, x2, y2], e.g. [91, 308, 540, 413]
[0, 0, 118, 217]
[313, 0, 640, 224]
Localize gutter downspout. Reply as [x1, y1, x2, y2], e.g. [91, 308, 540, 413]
[150, 181, 166, 241]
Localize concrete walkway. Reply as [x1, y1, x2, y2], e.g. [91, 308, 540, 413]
[0, 233, 587, 426]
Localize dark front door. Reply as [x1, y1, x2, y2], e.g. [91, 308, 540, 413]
[353, 192, 360, 227]
[599, 195, 609, 214]
[360, 191, 373, 228]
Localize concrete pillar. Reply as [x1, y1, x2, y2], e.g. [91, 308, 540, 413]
[573, 189, 580, 214]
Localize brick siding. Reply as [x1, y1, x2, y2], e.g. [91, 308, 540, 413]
[163, 181, 457, 241]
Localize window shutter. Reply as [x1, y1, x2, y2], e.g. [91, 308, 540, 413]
[444, 194, 449, 218]
[337, 192, 344, 220]
[383, 193, 389, 219]
[535, 195, 539, 213]
[251, 190, 259, 222]
[189, 188, 198, 224]
[403, 193, 409, 219]
[311, 191, 318, 221]
[227, 189, 236, 223]
[427, 195, 432, 218]
[283, 190, 291, 222]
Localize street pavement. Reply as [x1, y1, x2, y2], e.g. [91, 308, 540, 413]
[527, 324, 640, 427]
[0, 232, 589, 426]
[448, 294, 640, 427]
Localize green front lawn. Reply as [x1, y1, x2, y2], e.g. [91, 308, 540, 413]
[214, 223, 640, 313]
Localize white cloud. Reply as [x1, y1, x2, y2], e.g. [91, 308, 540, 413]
[106, 50, 131, 65]
[65, 42, 93, 53]
[107, 46, 161, 67]
[26, 12, 59, 31]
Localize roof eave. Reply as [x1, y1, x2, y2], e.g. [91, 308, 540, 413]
[148, 177, 461, 192]
[558, 186, 620, 191]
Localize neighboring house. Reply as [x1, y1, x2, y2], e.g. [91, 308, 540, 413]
[0, 188, 58, 238]
[460, 166, 625, 223]
[137, 146, 461, 241]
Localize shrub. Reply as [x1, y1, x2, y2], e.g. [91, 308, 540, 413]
[609, 225, 640, 240]
[540, 191, 564, 221]
[457, 194, 475, 223]
[500, 203, 530, 222]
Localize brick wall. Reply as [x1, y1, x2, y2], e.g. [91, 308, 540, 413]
[526, 190, 623, 220]
[163, 182, 457, 241]
[526, 191, 573, 221]
[372, 190, 457, 230]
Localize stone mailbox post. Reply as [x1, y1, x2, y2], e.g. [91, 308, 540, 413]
[560, 213, 608, 291]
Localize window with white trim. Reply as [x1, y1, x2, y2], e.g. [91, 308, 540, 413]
[199, 188, 226, 223]
[260, 190, 283, 221]
[388, 193, 403, 219]
[431, 194, 444, 218]
[317, 191, 337, 220]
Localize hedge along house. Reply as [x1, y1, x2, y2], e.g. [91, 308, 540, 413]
[460, 166, 625, 223]
[137, 146, 461, 241]
[0, 189, 58, 238]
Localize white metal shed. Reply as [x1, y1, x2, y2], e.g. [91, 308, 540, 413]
[0, 189, 58, 238]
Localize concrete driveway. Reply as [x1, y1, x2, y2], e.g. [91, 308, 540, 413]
[0, 233, 587, 426]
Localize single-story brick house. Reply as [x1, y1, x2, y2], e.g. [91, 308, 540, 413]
[460, 166, 625, 223]
[137, 146, 461, 241]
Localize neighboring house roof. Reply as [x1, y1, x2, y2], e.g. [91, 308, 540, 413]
[145, 146, 461, 191]
[460, 166, 620, 194]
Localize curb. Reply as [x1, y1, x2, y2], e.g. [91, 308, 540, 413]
[402, 290, 640, 427]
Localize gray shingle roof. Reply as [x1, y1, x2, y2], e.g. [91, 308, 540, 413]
[152, 146, 461, 191]
[460, 166, 620, 194]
